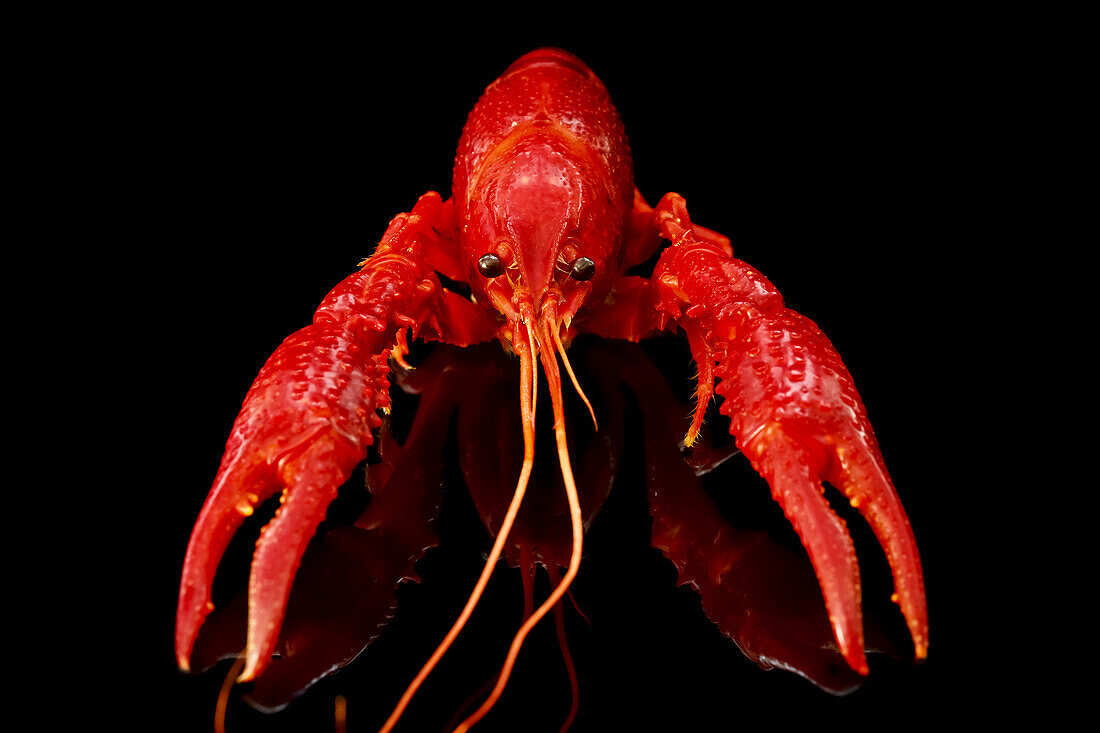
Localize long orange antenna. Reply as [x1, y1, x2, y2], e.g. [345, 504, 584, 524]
[552, 568, 580, 733]
[453, 317, 586, 732]
[378, 321, 540, 733]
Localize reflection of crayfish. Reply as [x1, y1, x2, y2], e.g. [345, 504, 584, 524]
[176, 47, 927, 731]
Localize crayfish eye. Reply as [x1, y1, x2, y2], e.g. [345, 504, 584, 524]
[478, 253, 504, 278]
[569, 256, 596, 281]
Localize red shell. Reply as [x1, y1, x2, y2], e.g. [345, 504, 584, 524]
[454, 48, 634, 308]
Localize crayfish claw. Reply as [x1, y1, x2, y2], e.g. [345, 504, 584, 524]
[177, 320, 392, 679]
[737, 411, 928, 671]
[238, 435, 362, 681]
[176, 452, 281, 673]
[826, 429, 928, 660]
[742, 423, 869, 674]
[652, 229, 931, 671]
[175, 427, 364, 681]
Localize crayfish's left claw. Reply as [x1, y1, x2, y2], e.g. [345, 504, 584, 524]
[716, 311, 930, 672]
[823, 423, 929, 662]
[741, 423, 868, 673]
[645, 192, 928, 672]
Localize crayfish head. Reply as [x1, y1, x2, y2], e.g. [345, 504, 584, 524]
[464, 135, 622, 351]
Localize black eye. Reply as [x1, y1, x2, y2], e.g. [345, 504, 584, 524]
[569, 256, 595, 281]
[478, 253, 504, 278]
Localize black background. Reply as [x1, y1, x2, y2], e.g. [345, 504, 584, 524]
[66, 10, 1019, 733]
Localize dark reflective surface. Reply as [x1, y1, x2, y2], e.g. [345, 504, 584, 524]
[102, 25, 980, 733]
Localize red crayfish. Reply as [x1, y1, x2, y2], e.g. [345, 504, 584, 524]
[176, 48, 928, 731]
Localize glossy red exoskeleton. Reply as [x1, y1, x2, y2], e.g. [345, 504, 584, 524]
[176, 48, 927, 732]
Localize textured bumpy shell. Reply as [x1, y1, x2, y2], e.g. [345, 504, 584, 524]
[453, 48, 635, 305]
[176, 47, 927, 722]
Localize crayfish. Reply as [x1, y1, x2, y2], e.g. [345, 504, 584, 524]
[176, 48, 927, 731]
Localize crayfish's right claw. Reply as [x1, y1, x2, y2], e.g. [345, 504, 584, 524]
[175, 322, 388, 681]
[237, 436, 364, 681]
[177, 190, 483, 685]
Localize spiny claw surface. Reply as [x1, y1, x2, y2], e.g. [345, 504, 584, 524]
[177, 193, 463, 683]
[649, 194, 927, 670]
[176, 321, 390, 681]
[715, 307, 928, 670]
[239, 437, 361, 680]
[742, 423, 868, 673]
